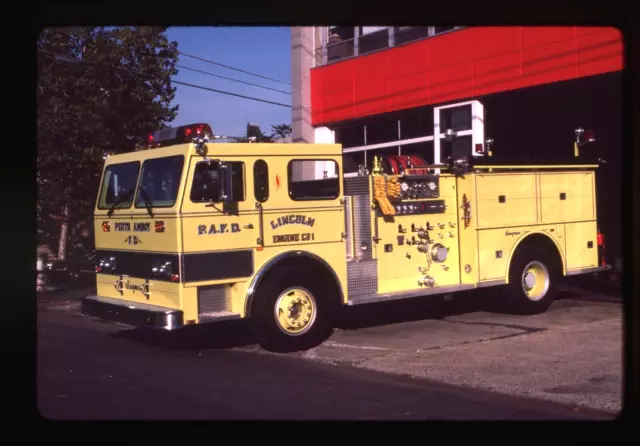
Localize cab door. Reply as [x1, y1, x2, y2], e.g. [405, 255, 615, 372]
[179, 155, 260, 283]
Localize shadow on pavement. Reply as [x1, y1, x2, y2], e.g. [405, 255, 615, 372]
[111, 320, 258, 351]
[109, 287, 587, 351]
[334, 287, 580, 331]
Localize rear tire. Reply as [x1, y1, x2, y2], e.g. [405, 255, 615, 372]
[251, 268, 335, 352]
[503, 245, 560, 315]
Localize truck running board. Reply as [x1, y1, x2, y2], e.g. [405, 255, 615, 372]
[198, 311, 242, 323]
[347, 284, 476, 306]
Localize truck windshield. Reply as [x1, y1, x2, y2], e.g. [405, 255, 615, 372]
[97, 161, 140, 210]
[135, 155, 185, 208]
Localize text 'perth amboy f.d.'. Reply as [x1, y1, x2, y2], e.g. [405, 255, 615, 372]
[81, 105, 611, 352]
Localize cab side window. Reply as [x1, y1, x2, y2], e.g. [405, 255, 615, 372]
[190, 160, 246, 203]
[253, 159, 269, 203]
[287, 159, 340, 201]
[190, 160, 222, 203]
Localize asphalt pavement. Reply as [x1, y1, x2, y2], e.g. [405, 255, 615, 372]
[37, 309, 612, 421]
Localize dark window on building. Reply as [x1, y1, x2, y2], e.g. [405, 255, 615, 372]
[400, 140, 434, 165]
[288, 160, 340, 201]
[440, 105, 472, 133]
[441, 135, 472, 161]
[366, 114, 400, 145]
[135, 155, 184, 208]
[190, 160, 245, 203]
[253, 159, 269, 202]
[328, 26, 355, 62]
[343, 151, 366, 174]
[434, 26, 456, 34]
[394, 27, 431, 46]
[335, 124, 365, 149]
[97, 161, 140, 209]
[398, 107, 435, 139]
[331, 26, 354, 40]
[359, 28, 390, 55]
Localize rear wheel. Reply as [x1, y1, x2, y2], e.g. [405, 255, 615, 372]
[251, 269, 334, 352]
[503, 245, 560, 315]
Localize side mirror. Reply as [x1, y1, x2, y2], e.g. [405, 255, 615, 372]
[574, 128, 596, 157]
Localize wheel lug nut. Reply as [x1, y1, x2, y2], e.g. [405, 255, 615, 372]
[297, 297, 302, 303]
[303, 299, 308, 304]
[303, 319, 308, 323]
[307, 312, 311, 317]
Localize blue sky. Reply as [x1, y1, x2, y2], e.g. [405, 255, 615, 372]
[165, 27, 292, 138]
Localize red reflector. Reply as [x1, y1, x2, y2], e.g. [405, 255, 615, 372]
[597, 232, 604, 246]
[184, 127, 192, 137]
[155, 221, 165, 232]
[102, 221, 110, 232]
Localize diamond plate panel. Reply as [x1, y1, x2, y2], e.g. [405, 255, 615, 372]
[197, 285, 230, 315]
[347, 260, 378, 296]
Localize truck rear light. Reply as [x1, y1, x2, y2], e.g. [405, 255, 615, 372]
[102, 221, 110, 232]
[597, 231, 604, 246]
[155, 221, 165, 232]
[170, 274, 179, 282]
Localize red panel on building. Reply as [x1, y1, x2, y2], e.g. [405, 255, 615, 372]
[310, 26, 623, 126]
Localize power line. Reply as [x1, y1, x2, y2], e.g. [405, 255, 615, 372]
[38, 48, 292, 109]
[178, 50, 291, 86]
[171, 79, 291, 108]
[174, 64, 290, 95]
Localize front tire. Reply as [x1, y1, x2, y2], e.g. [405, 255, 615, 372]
[251, 269, 334, 352]
[503, 245, 560, 315]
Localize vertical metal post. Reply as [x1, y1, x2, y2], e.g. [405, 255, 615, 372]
[322, 26, 328, 65]
[353, 26, 359, 56]
[397, 120, 401, 155]
[388, 26, 395, 48]
[363, 125, 367, 168]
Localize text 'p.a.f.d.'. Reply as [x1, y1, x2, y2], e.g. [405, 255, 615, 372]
[198, 223, 241, 235]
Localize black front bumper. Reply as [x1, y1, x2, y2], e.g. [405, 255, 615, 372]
[81, 295, 183, 330]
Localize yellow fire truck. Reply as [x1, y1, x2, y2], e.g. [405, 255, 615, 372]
[81, 120, 611, 351]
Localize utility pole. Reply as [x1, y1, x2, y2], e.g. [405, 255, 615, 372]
[57, 205, 69, 260]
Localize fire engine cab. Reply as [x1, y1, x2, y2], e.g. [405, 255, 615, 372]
[82, 103, 611, 351]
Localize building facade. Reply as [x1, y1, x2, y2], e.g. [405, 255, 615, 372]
[291, 25, 624, 275]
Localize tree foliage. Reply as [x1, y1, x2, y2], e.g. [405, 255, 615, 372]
[37, 26, 179, 257]
[270, 124, 292, 141]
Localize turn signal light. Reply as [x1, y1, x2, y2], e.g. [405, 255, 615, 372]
[102, 221, 110, 232]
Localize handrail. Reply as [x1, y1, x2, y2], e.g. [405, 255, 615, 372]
[474, 165, 599, 169]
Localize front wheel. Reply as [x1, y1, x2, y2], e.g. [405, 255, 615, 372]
[251, 271, 334, 352]
[502, 245, 560, 315]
